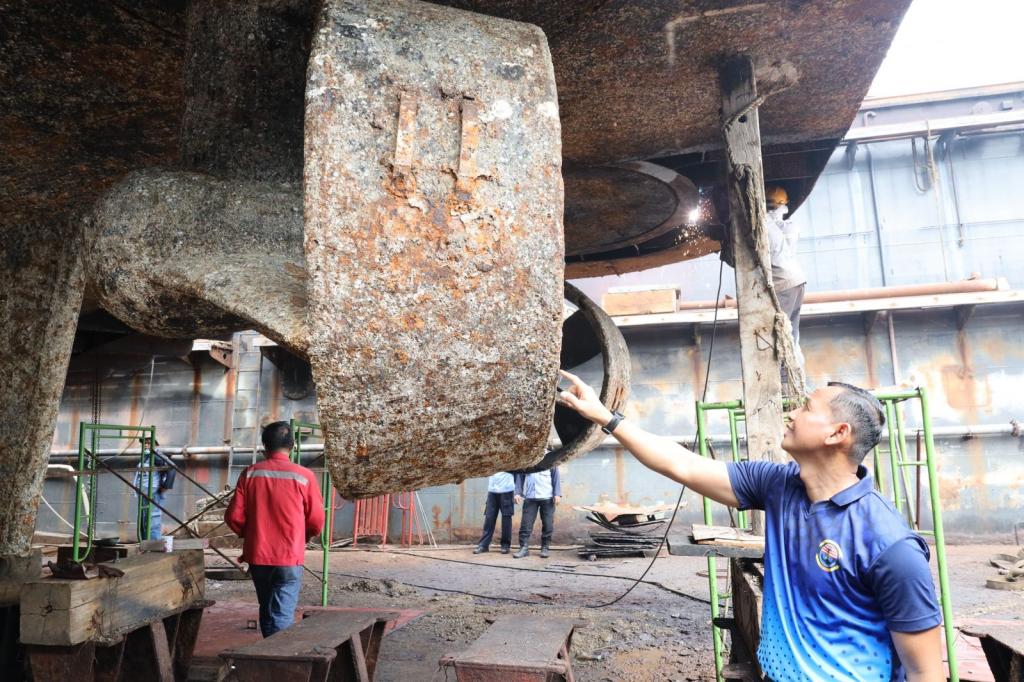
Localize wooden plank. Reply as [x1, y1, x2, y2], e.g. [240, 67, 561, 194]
[19, 549, 205, 646]
[222, 610, 395, 662]
[0, 548, 42, 605]
[446, 616, 580, 667]
[665, 529, 764, 559]
[150, 620, 176, 682]
[720, 55, 784, 536]
[602, 288, 678, 316]
[691, 524, 763, 544]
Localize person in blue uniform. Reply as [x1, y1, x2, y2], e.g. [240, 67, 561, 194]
[134, 435, 176, 541]
[557, 370, 942, 682]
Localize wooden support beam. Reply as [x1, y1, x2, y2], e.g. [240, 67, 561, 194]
[730, 559, 764, 678]
[720, 55, 785, 536]
[0, 548, 42, 606]
[20, 550, 204, 646]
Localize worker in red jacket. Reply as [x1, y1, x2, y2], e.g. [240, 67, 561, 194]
[226, 421, 325, 637]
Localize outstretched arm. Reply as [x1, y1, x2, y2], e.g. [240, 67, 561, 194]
[891, 628, 943, 681]
[557, 370, 740, 507]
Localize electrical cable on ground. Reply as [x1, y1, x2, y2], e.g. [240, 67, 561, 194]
[325, 569, 549, 605]
[322, 566, 710, 607]
[584, 257, 726, 609]
[339, 547, 710, 604]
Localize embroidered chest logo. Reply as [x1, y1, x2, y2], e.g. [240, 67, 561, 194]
[815, 539, 842, 572]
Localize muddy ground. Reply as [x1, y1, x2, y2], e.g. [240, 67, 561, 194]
[205, 542, 1023, 681]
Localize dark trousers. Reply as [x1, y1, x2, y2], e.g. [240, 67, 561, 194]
[518, 498, 554, 548]
[249, 565, 303, 637]
[477, 491, 514, 550]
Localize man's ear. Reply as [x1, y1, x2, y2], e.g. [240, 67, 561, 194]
[825, 421, 851, 446]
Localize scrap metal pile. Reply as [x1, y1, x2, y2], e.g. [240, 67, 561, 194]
[575, 503, 675, 560]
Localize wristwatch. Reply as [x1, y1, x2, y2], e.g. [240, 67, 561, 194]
[601, 411, 624, 434]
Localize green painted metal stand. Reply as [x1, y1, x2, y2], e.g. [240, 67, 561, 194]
[694, 399, 742, 682]
[289, 419, 334, 607]
[73, 423, 156, 563]
[694, 386, 958, 682]
[873, 387, 957, 682]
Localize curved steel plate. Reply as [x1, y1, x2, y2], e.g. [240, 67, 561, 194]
[564, 161, 699, 257]
[522, 282, 630, 473]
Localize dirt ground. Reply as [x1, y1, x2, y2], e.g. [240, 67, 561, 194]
[205, 542, 1024, 681]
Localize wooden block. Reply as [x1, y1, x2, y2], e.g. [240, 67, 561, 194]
[0, 549, 42, 606]
[731, 559, 763, 675]
[692, 525, 765, 548]
[603, 287, 678, 316]
[20, 550, 205, 646]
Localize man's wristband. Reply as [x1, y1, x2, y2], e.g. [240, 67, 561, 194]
[601, 411, 624, 434]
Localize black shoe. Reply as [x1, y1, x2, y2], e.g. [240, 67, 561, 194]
[472, 546, 488, 554]
[539, 546, 550, 558]
[500, 546, 510, 554]
[513, 546, 529, 559]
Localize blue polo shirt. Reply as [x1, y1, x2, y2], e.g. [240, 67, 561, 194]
[727, 461, 942, 681]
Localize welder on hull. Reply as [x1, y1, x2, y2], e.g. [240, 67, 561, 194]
[765, 184, 806, 389]
[557, 370, 944, 682]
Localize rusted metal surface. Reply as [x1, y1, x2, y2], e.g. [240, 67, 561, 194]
[961, 622, 1024, 682]
[453, 0, 909, 163]
[220, 610, 397, 682]
[21, 603, 207, 682]
[528, 283, 629, 473]
[2, 0, 912, 546]
[564, 162, 699, 257]
[303, 0, 564, 497]
[90, 170, 308, 349]
[0, 1, 180, 558]
[439, 615, 582, 681]
[0, 226, 86, 557]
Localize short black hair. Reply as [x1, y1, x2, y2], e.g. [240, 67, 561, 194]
[826, 382, 885, 464]
[261, 421, 294, 453]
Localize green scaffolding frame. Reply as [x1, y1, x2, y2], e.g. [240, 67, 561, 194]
[289, 419, 335, 607]
[695, 386, 958, 682]
[73, 423, 156, 563]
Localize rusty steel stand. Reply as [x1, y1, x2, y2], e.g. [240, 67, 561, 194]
[25, 601, 209, 682]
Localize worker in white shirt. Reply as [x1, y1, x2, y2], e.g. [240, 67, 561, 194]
[513, 469, 562, 558]
[473, 472, 516, 554]
[766, 185, 806, 384]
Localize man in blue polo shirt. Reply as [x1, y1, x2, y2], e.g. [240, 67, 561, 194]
[557, 370, 943, 681]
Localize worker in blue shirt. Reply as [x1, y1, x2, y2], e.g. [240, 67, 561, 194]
[557, 370, 943, 682]
[134, 435, 176, 541]
[512, 468, 562, 559]
[473, 472, 516, 554]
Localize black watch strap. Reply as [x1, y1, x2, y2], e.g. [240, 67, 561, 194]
[601, 411, 624, 434]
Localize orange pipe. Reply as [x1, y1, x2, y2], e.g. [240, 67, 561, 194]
[676, 278, 1003, 311]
